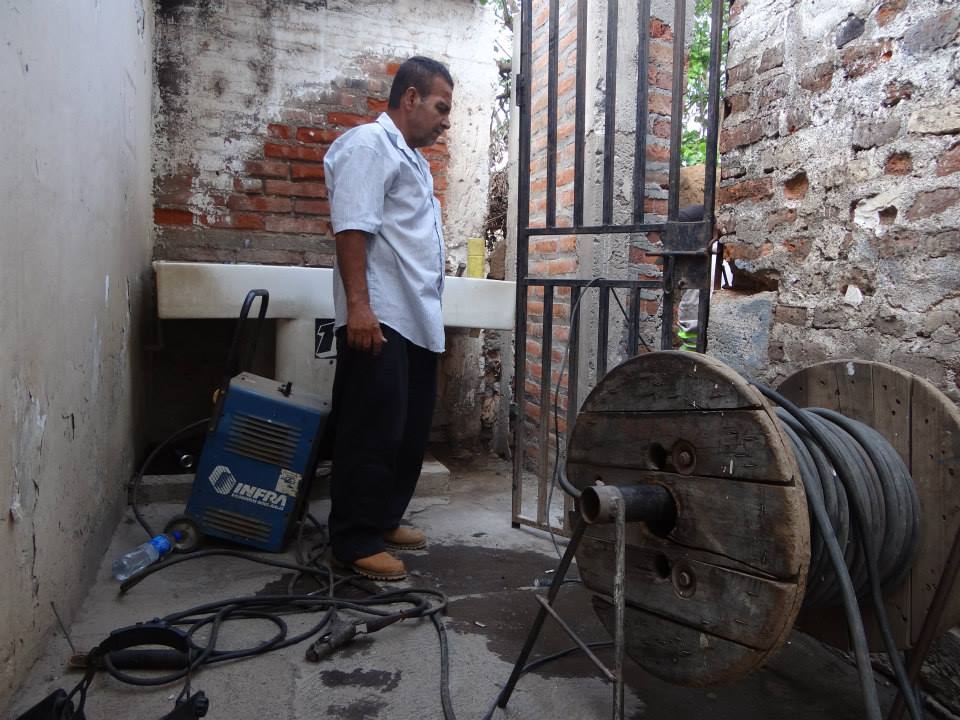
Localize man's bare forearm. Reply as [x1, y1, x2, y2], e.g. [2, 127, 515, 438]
[335, 229, 386, 353]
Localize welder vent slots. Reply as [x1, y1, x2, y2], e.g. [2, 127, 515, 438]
[203, 507, 272, 542]
[224, 413, 300, 467]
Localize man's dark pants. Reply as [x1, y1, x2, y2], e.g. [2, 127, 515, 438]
[327, 324, 438, 563]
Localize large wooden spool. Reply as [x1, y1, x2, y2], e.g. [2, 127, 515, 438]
[566, 352, 960, 687]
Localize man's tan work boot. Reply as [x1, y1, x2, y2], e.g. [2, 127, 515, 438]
[383, 526, 427, 551]
[349, 552, 407, 581]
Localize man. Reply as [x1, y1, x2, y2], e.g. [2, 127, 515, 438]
[322, 56, 453, 581]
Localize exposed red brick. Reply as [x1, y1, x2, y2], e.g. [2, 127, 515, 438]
[531, 238, 557, 255]
[327, 112, 372, 128]
[725, 92, 751, 116]
[647, 143, 670, 162]
[650, 17, 673, 40]
[291, 163, 325, 181]
[758, 44, 785, 74]
[724, 242, 771, 261]
[719, 118, 764, 153]
[885, 152, 913, 175]
[726, 57, 756, 87]
[767, 208, 797, 230]
[936, 142, 960, 176]
[876, 0, 906, 26]
[784, 171, 809, 200]
[296, 127, 340, 144]
[154, 208, 193, 226]
[245, 160, 288, 179]
[775, 305, 807, 326]
[841, 40, 893, 80]
[386, 62, 401, 76]
[718, 177, 774, 205]
[783, 235, 812, 259]
[264, 180, 327, 198]
[645, 197, 668, 215]
[267, 123, 292, 140]
[202, 213, 265, 231]
[648, 92, 672, 116]
[907, 188, 960, 219]
[234, 177, 262, 193]
[652, 118, 671, 139]
[366, 97, 388, 114]
[263, 215, 330, 234]
[799, 62, 834, 92]
[227, 195, 293, 213]
[294, 199, 331, 215]
[265, 143, 327, 162]
[548, 257, 578, 275]
[883, 81, 914, 107]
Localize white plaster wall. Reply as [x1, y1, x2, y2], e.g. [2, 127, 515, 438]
[154, 0, 505, 263]
[0, 0, 154, 709]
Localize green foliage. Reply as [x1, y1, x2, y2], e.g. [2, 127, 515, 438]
[681, 0, 729, 166]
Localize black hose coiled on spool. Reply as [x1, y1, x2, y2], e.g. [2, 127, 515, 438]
[755, 384, 924, 720]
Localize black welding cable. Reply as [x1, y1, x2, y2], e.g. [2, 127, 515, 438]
[128, 417, 209, 538]
[755, 384, 924, 720]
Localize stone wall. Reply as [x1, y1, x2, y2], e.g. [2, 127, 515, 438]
[711, 0, 960, 403]
[0, 0, 155, 709]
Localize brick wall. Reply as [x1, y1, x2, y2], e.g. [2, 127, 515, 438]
[154, 59, 450, 266]
[711, 0, 960, 404]
[520, 0, 681, 473]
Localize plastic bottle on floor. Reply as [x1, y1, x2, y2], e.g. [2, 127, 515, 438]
[112, 532, 181, 581]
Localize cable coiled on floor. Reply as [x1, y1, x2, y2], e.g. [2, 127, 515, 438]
[755, 384, 924, 720]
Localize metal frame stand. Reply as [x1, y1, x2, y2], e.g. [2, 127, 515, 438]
[496, 493, 630, 719]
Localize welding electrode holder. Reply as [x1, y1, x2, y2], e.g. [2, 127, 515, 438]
[15, 622, 209, 720]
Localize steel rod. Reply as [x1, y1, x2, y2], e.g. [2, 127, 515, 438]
[497, 520, 588, 708]
[537, 286, 555, 526]
[602, 0, 619, 225]
[534, 595, 616, 682]
[547, 0, 559, 227]
[633, 0, 651, 224]
[573, 0, 587, 226]
[598, 285, 610, 378]
[666, 0, 687, 221]
[613, 491, 626, 720]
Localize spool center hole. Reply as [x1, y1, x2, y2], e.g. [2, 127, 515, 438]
[647, 443, 668, 470]
[654, 553, 672, 579]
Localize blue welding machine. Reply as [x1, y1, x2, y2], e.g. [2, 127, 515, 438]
[167, 290, 329, 552]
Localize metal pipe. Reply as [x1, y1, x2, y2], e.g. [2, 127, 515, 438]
[666, 0, 687, 222]
[547, 0, 559, 227]
[580, 483, 677, 527]
[573, 0, 587, 226]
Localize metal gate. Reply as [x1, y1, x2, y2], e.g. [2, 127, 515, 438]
[511, 0, 726, 534]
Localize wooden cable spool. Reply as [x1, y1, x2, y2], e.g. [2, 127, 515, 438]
[566, 351, 960, 687]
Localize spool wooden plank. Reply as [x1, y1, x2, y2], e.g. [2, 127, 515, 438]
[578, 537, 801, 648]
[592, 596, 801, 687]
[582, 350, 766, 412]
[568, 351, 809, 686]
[779, 360, 960, 650]
[568, 410, 794, 483]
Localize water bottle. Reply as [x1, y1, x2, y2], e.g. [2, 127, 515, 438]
[112, 532, 181, 581]
[677, 289, 700, 351]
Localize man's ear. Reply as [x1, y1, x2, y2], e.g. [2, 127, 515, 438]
[402, 86, 420, 110]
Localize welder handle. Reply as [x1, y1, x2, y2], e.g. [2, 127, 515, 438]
[70, 649, 192, 671]
[223, 289, 270, 380]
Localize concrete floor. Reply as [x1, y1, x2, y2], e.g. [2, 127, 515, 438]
[11, 449, 922, 720]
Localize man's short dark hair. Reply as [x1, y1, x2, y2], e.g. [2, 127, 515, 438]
[388, 56, 454, 109]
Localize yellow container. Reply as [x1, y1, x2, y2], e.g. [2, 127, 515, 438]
[466, 237, 485, 278]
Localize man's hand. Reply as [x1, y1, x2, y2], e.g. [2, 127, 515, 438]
[347, 301, 387, 354]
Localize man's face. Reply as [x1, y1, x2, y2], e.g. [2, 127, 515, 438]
[405, 76, 453, 149]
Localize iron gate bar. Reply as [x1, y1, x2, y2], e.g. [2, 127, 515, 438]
[666, 0, 686, 222]
[696, 0, 726, 353]
[526, 223, 666, 235]
[547, 0, 559, 227]
[573, 0, 587, 226]
[512, 0, 534, 527]
[601, 0, 618, 225]
[633, 0, 651, 224]
[597, 285, 611, 378]
[538, 285, 556, 526]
